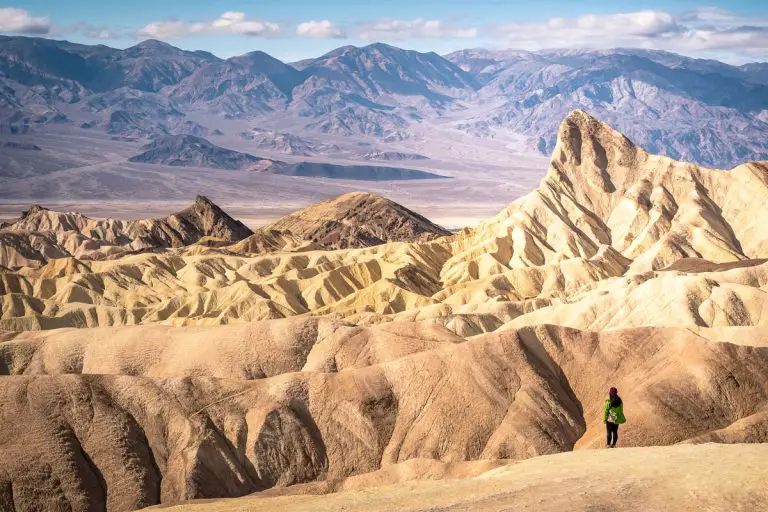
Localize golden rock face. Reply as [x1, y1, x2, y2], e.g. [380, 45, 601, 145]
[3, 111, 768, 333]
[2, 111, 768, 511]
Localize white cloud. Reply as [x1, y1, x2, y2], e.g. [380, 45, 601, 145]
[211, 11, 279, 36]
[674, 27, 768, 56]
[87, 28, 118, 40]
[356, 18, 478, 40]
[137, 12, 280, 39]
[678, 7, 740, 24]
[138, 21, 187, 39]
[0, 7, 51, 34]
[498, 11, 681, 49]
[494, 9, 768, 60]
[297, 20, 345, 39]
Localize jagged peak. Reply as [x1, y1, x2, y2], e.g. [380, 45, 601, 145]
[557, 109, 632, 143]
[552, 109, 640, 170]
[23, 205, 50, 217]
[193, 195, 219, 210]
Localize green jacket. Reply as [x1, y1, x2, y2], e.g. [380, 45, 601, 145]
[603, 399, 626, 424]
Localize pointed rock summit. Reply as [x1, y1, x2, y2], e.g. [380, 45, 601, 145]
[173, 195, 253, 242]
[551, 109, 642, 195]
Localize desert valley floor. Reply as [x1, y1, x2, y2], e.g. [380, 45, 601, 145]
[0, 113, 550, 231]
[1, 110, 768, 511]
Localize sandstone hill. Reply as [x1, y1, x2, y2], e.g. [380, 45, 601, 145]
[266, 191, 452, 249]
[0, 195, 252, 268]
[2, 111, 767, 331]
[1, 320, 767, 511]
[1, 110, 768, 511]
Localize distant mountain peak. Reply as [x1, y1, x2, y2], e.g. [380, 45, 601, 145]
[317, 45, 361, 58]
[268, 191, 451, 249]
[232, 50, 279, 61]
[133, 39, 174, 49]
[363, 42, 400, 51]
[127, 39, 181, 55]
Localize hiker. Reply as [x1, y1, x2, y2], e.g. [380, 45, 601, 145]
[603, 387, 626, 448]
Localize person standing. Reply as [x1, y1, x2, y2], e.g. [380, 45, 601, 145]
[603, 387, 626, 448]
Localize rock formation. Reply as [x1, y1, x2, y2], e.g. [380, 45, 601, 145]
[1, 111, 768, 511]
[1, 321, 767, 511]
[0, 196, 252, 268]
[266, 191, 452, 249]
[3, 111, 767, 330]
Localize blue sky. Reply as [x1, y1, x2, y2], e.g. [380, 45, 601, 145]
[2, 0, 768, 62]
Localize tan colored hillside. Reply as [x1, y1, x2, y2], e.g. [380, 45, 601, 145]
[1, 321, 767, 510]
[1, 110, 768, 512]
[2, 111, 768, 332]
[266, 191, 452, 249]
[0, 196, 253, 268]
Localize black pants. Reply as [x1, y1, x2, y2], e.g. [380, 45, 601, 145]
[606, 422, 619, 446]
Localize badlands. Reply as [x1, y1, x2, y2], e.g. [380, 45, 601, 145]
[1, 110, 768, 511]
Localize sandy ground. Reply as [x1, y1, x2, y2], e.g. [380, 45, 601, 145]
[151, 444, 768, 512]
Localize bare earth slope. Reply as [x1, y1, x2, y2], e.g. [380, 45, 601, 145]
[1, 111, 768, 511]
[154, 444, 768, 512]
[2, 111, 768, 331]
[266, 191, 452, 249]
[0, 195, 253, 268]
[1, 323, 768, 511]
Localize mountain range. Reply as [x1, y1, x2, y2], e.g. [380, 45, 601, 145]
[2, 36, 767, 167]
[0, 190, 451, 269]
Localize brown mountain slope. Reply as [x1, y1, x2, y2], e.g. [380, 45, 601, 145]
[222, 228, 318, 255]
[1, 323, 768, 511]
[266, 191, 452, 249]
[0, 196, 253, 268]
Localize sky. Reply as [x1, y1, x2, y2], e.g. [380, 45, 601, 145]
[2, 0, 768, 63]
